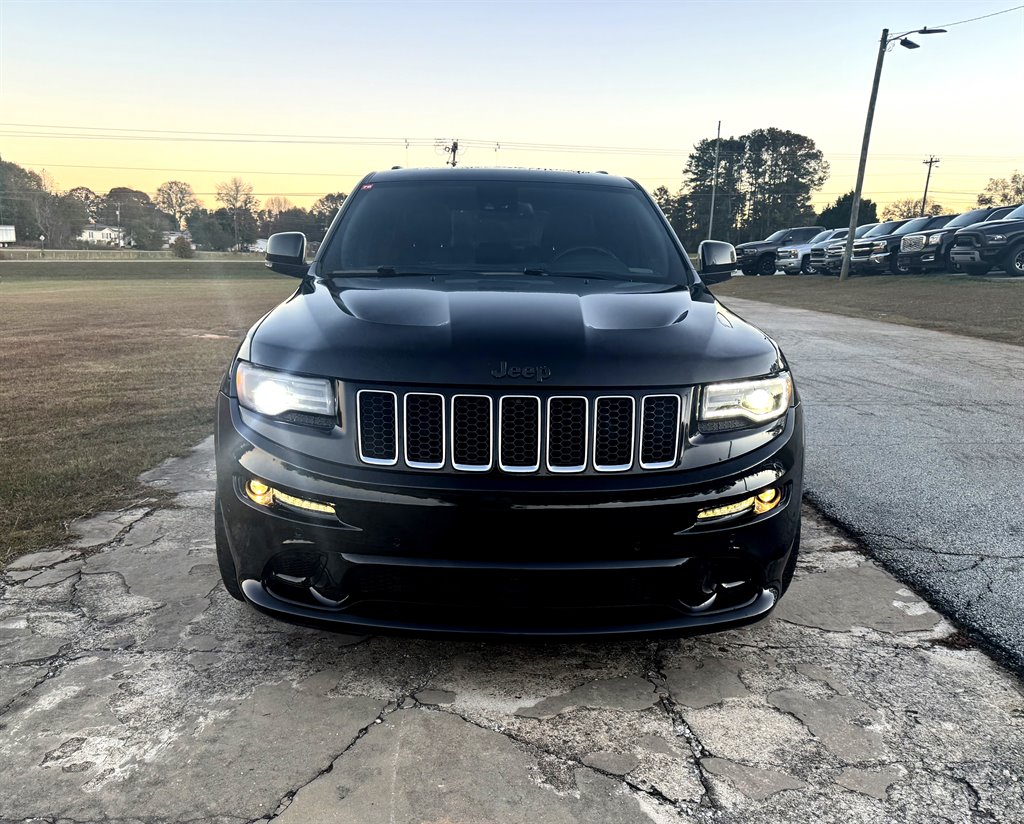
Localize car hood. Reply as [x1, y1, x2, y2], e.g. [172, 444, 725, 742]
[734, 241, 775, 252]
[245, 280, 783, 388]
[958, 218, 1024, 234]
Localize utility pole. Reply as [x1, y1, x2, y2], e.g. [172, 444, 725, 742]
[707, 120, 721, 240]
[920, 155, 940, 215]
[445, 139, 460, 168]
[839, 28, 888, 282]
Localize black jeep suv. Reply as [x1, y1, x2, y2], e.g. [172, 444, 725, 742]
[950, 203, 1024, 276]
[214, 168, 804, 637]
[734, 226, 825, 276]
[898, 205, 1019, 274]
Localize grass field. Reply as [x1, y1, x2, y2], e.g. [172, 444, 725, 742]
[713, 274, 1024, 347]
[0, 261, 295, 563]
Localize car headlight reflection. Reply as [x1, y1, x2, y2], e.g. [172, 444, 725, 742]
[701, 372, 793, 425]
[236, 362, 335, 418]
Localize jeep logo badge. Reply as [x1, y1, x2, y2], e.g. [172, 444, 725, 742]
[491, 361, 551, 382]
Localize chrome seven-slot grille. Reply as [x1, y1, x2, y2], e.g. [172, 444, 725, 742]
[356, 390, 683, 474]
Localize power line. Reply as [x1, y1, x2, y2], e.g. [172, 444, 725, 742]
[936, 3, 1024, 28]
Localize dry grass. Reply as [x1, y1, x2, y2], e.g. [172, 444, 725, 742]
[0, 261, 295, 563]
[713, 274, 1024, 347]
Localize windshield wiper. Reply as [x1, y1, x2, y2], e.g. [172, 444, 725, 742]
[521, 267, 634, 281]
[326, 266, 450, 277]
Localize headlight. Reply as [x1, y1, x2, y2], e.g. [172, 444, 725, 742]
[872, 241, 888, 252]
[700, 372, 793, 425]
[235, 362, 335, 418]
[990, 234, 1007, 243]
[927, 233, 944, 245]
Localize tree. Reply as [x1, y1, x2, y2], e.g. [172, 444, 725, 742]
[881, 198, 944, 221]
[100, 187, 172, 249]
[215, 177, 259, 250]
[155, 181, 200, 229]
[817, 191, 878, 228]
[977, 172, 1024, 207]
[682, 136, 746, 245]
[0, 159, 45, 241]
[32, 192, 89, 248]
[262, 196, 293, 218]
[67, 186, 102, 221]
[170, 236, 195, 258]
[310, 192, 347, 239]
[187, 208, 234, 251]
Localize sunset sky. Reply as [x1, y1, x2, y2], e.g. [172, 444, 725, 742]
[1, 0, 1021, 216]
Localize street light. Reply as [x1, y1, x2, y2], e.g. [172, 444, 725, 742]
[838, 26, 947, 282]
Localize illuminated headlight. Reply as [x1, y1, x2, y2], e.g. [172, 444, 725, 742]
[700, 372, 793, 425]
[927, 233, 944, 245]
[236, 362, 335, 418]
[990, 234, 1007, 243]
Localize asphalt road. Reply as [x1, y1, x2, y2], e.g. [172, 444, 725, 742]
[2, 441, 1022, 823]
[725, 297, 1024, 670]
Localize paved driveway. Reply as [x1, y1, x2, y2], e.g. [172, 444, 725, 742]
[724, 297, 1024, 670]
[2, 441, 1022, 823]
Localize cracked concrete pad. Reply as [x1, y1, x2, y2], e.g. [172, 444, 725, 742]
[582, 750, 640, 775]
[414, 688, 456, 705]
[70, 507, 151, 549]
[515, 676, 658, 719]
[835, 765, 902, 799]
[768, 690, 884, 763]
[275, 710, 657, 824]
[138, 435, 216, 493]
[664, 657, 751, 709]
[0, 660, 385, 823]
[0, 665, 49, 709]
[703, 757, 807, 801]
[774, 563, 940, 633]
[21, 560, 83, 588]
[6, 549, 79, 571]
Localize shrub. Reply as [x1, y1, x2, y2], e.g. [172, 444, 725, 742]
[170, 236, 195, 258]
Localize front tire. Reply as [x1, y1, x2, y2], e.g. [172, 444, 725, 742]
[1004, 243, 1024, 277]
[757, 255, 777, 276]
[215, 494, 244, 601]
[799, 256, 813, 275]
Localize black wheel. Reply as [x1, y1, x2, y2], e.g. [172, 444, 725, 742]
[963, 263, 991, 277]
[780, 523, 801, 595]
[943, 249, 960, 274]
[757, 255, 777, 276]
[1004, 243, 1024, 277]
[799, 256, 813, 275]
[890, 255, 909, 275]
[215, 494, 244, 601]
[741, 265, 756, 276]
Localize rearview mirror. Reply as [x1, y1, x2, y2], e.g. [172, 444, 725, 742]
[696, 240, 736, 284]
[266, 232, 309, 277]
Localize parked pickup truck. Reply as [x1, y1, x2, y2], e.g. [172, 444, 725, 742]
[816, 223, 877, 274]
[734, 226, 825, 276]
[777, 228, 846, 275]
[949, 203, 1024, 276]
[898, 205, 1019, 274]
[850, 215, 955, 275]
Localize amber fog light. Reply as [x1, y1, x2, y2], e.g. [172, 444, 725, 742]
[697, 487, 782, 522]
[244, 479, 335, 516]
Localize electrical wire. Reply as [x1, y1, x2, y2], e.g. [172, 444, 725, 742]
[935, 3, 1024, 28]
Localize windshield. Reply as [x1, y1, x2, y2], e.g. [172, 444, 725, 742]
[808, 230, 832, 244]
[854, 224, 878, 238]
[864, 221, 902, 237]
[946, 208, 990, 228]
[1003, 204, 1024, 220]
[318, 179, 687, 283]
[763, 230, 788, 242]
[892, 217, 932, 235]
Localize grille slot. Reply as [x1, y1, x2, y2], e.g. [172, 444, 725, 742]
[547, 396, 588, 472]
[901, 235, 925, 253]
[594, 396, 635, 472]
[357, 390, 398, 465]
[451, 395, 493, 471]
[640, 395, 681, 469]
[954, 235, 976, 248]
[404, 393, 445, 469]
[499, 396, 541, 472]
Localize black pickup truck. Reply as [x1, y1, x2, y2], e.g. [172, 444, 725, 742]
[898, 205, 1019, 274]
[734, 226, 825, 276]
[949, 203, 1024, 276]
[850, 215, 954, 275]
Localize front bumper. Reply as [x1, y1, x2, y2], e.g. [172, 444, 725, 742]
[898, 248, 942, 271]
[950, 248, 1001, 266]
[215, 393, 804, 637]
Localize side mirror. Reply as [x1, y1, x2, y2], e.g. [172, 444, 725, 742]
[266, 232, 309, 277]
[697, 240, 736, 284]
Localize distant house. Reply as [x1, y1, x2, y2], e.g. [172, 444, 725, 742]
[78, 224, 126, 246]
[162, 230, 194, 249]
